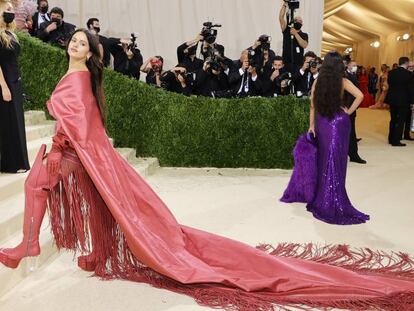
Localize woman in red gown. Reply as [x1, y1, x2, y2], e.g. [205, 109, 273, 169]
[358, 66, 375, 108]
[1, 30, 414, 310]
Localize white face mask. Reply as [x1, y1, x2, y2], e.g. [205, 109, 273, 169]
[351, 66, 358, 73]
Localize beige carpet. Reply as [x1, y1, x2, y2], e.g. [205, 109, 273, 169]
[0, 108, 413, 311]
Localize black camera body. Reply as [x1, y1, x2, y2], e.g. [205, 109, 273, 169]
[309, 60, 318, 69]
[201, 22, 221, 44]
[284, 0, 300, 10]
[258, 35, 271, 50]
[128, 33, 138, 50]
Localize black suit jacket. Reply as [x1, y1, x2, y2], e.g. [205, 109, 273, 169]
[195, 69, 229, 97]
[343, 70, 359, 108]
[228, 61, 262, 97]
[30, 12, 50, 36]
[386, 67, 414, 107]
[293, 68, 316, 97]
[37, 21, 76, 47]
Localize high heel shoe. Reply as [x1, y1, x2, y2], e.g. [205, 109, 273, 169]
[77, 254, 97, 272]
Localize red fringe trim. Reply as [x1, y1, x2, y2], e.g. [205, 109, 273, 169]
[256, 243, 414, 280]
[47, 156, 414, 310]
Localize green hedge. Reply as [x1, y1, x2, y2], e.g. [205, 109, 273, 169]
[18, 33, 309, 169]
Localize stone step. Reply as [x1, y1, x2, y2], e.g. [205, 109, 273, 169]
[25, 122, 56, 142]
[24, 110, 47, 126]
[0, 223, 57, 297]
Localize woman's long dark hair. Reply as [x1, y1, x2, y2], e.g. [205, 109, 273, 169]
[313, 51, 345, 118]
[66, 29, 106, 126]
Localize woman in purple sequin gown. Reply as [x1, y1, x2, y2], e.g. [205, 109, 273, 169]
[284, 52, 369, 225]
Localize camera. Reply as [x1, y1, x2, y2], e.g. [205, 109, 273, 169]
[205, 47, 232, 72]
[258, 35, 271, 50]
[309, 60, 318, 69]
[128, 33, 138, 50]
[284, 0, 300, 10]
[201, 22, 221, 44]
[247, 50, 258, 68]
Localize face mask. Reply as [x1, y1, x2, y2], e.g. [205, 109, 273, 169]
[3, 12, 15, 24]
[351, 66, 358, 73]
[93, 26, 100, 33]
[51, 17, 61, 26]
[293, 22, 302, 31]
[40, 6, 48, 14]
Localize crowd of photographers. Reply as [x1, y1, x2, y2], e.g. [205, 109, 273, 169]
[24, 0, 318, 98]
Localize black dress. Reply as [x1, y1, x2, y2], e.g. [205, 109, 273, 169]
[0, 32, 30, 173]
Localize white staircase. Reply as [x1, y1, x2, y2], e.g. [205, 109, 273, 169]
[0, 111, 159, 297]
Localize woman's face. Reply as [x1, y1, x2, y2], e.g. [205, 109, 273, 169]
[0, 2, 14, 28]
[67, 31, 91, 62]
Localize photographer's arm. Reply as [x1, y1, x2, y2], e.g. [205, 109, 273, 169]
[293, 31, 308, 49]
[140, 57, 152, 73]
[186, 34, 203, 47]
[279, 2, 288, 31]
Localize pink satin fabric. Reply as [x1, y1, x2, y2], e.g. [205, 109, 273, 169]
[46, 71, 414, 307]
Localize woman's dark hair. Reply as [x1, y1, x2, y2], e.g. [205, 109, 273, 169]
[313, 51, 345, 118]
[66, 29, 106, 126]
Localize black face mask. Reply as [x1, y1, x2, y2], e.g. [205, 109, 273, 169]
[40, 6, 48, 14]
[51, 17, 62, 27]
[93, 26, 100, 33]
[3, 12, 15, 24]
[294, 22, 302, 31]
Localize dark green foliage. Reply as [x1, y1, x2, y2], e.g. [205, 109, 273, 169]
[17, 33, 309, 168]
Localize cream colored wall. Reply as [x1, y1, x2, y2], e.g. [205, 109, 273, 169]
[46, 0, 324, 69]
[355, 27, 414, 69]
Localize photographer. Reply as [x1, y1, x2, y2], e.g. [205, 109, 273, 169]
[37, 7, 75, 48]
[87, 18, 111, 67]
[292, 51, 318, 97]
[140, 56, 164, 87]
[228, 50, 262, 97]
[107, 34, 143, 80]
[248, 35, 276, 73]
[177, 33, 204, 74]
[160, 65, 193, 96]
[279, 0, 308, 73]
[261, 56, 290, 97]
[195, 58, 230, 97]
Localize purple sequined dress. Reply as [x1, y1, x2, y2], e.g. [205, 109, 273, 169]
[282, 110, 370, 225]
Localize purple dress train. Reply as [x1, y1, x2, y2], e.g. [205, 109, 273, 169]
[282, 110, 369, 225]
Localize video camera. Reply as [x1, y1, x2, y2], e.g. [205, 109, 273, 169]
[284, 0, 300, 10]
[201, 22, 222, 44]
[284, 0, 300, 25]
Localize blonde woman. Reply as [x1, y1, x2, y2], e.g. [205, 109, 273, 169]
[0, 0, 30, 173]
[370, 64, 389, 109]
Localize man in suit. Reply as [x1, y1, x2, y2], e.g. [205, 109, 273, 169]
[228, 50, 262, 97]
[86, 18, 111, 68]
[37, 7, 75, 48]
[386, 57, 414, 146]
[176, 33, 204, 77]
[30, 0, 50, 37]
[195, 59, 229, 97]
[292, 51, 318, 97]
[344, 58, 367, 163]
[261, 56, 289, 97]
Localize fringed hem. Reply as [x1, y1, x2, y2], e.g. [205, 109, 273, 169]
[256, 243, 414, 280]
[46, 154, 414, 311]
